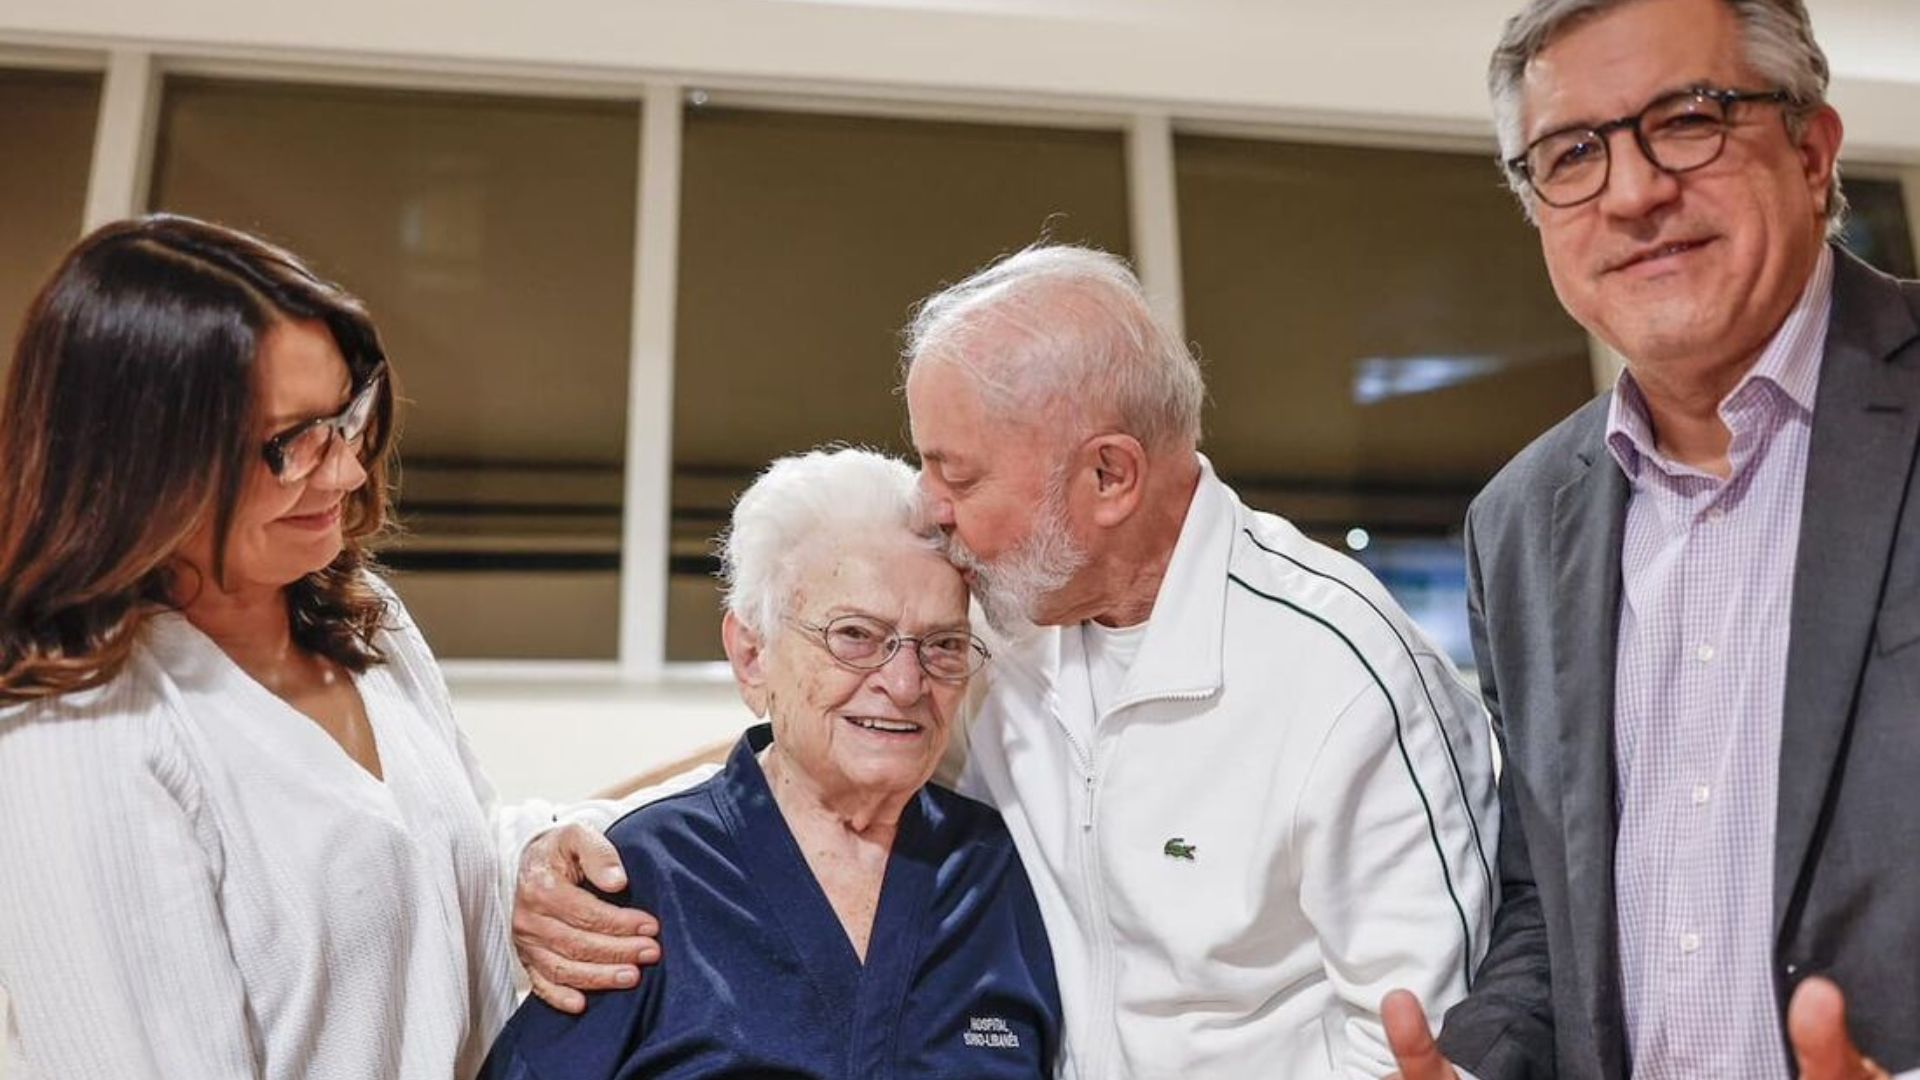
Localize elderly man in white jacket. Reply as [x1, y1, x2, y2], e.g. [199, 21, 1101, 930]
[515, 245, 1499, 1080]
[902, 245, 1497, 1079]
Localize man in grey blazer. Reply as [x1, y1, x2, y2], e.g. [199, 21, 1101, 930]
[1383, 0, 1920, 1078]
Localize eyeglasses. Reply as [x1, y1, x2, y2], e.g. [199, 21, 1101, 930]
[261, 366, 385, 485]
[788, 613, 990, 682]
[1507, 86, 1796, 209]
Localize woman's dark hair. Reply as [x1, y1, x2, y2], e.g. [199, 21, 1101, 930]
[0, 214, 399, 703]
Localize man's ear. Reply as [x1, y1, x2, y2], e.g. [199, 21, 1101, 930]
[1084, 433, 1148, 529]
[721, 610, 770, 718]
[1795, 104, 1845, 223]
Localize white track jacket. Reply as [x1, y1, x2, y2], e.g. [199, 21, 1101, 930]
[948, 460, 1500, 1079]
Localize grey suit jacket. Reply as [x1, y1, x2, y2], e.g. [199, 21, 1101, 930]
[1435, 247, 1920, 1080]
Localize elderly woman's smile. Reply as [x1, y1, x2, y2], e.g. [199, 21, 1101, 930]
[844, 717, 922, 735]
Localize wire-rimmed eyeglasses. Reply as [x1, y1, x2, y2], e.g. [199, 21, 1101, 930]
[1506, 86, 1796, 209]
[788, 613, 990, 682]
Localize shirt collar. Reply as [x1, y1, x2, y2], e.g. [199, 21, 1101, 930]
[1605, 244, 1834, 478]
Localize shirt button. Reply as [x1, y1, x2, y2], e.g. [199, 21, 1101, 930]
[1695, 644, 1717, 663]
[1692, 783, 1712, 805]
[1680, 932, 1702, 954]
[1705, 506, 1726, 523]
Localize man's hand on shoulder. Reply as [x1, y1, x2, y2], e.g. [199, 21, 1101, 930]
[512, 823, 660, 1013]
[1383, 990, 1462, 1080]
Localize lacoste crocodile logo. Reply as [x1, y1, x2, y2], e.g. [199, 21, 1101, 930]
[1163, 837, 1197, 861]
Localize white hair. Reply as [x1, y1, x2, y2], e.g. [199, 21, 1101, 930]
[718, 446, 934, 640]
[901, 244, 1205, 453]
[1488, 0, 1845, 228]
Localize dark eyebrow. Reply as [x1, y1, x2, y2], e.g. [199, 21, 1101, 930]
[1528, 80, 1717, 143]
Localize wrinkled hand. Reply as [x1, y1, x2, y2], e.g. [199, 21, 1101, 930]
[1790, 977, 1891, 1080]
[512, 824, 660, 1013]
[1383, 989, 1460, 1080]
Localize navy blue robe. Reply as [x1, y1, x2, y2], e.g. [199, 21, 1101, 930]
[481, 724, 1061, 1079]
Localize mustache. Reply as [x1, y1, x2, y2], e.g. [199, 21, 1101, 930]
[1594, 222, 1715, 273]
[941, 532, 984, 574]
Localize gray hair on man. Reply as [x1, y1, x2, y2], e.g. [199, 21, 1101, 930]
[1487, 0, 1845, 226]
[719, 446, 935, 640]
[902, 244, 1205, 454]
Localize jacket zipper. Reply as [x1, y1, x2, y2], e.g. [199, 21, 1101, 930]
[1067, 689, 1211, 1078]
[1067, 729, 1112, 1080]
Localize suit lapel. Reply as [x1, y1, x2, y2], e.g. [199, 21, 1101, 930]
[1775, 251, 1920, 940]
[1550, 434, 1632, 1077]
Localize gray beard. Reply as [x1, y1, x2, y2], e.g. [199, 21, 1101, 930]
[944, 498, 1087, 635]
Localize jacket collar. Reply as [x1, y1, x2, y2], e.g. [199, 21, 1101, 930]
[1774, 244, 1920, 941]
[1549, 421, 1632, 1077]
[993, 454, 1231, 715]
[1104, 454, 1231, 712]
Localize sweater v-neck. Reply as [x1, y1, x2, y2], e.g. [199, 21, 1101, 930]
[146, 611, 394, 794]
[719, 725, 937, 1047]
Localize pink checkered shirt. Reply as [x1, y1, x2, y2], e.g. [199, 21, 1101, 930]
[1605, 246, 1834, 1078]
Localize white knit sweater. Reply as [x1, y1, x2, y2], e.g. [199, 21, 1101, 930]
[0, 595, 545, 1080]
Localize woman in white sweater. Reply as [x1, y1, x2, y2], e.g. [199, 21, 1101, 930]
[0, 216, 522, 1079]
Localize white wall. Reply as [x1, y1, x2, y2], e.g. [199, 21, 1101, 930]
[451, 670, 748, 801]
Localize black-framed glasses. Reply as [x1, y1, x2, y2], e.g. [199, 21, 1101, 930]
[261, 365, 385, 485]
[789, 613, 990, 682]
[1507, 86, 1796, 208]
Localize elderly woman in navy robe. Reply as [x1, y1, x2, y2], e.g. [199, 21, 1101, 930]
[481, 447, 1061, 1080]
